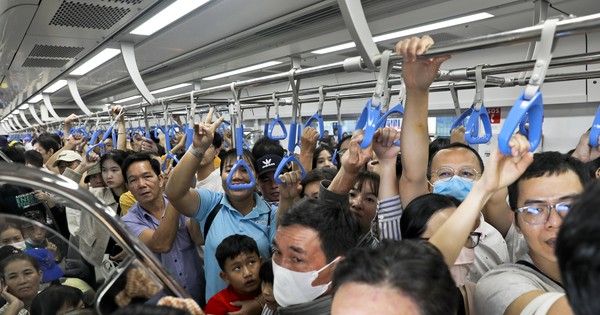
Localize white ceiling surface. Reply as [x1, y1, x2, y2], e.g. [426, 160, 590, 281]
[1, 0, 599, 131]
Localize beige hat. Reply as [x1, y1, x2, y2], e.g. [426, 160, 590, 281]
[84, 164, 102, 183]
[52, 150, 82, 167]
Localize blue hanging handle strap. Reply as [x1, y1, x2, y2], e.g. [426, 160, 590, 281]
[464, 65, 492, 144]
[589, 106, 600, 147]
[498, 18, 558, 155]
[226, 82, 256, 191]
[303, 86, 326, 140]
[268, 92, 288, 140]
[275, 69, 306, 184]
[86, 109, 125, 159]
[185, 91, 196, 150]
[355, 50, 392, 149]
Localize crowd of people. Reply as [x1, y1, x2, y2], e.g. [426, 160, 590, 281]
[0, 35, 599, 315]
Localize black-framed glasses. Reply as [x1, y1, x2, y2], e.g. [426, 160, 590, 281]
[465, 232, 482, 249]
[514, 202, 571, 225]
[433, 166, 479, 182]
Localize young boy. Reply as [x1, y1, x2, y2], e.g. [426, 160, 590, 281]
[205, 234, 263, 315]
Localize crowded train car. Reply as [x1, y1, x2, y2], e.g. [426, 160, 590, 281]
[0, 0, 600, 314]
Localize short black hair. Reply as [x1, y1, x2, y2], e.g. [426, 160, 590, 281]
[428, 142, 484, 179]
[215, 234, 260, 271]
[32, 134, 60, 153]
[252, 137, 284, 159]
[332, 239, 458, 315]
[428, 137, 451, 162]
[300, 168, 337, 197]
[259, 260, 274, 284]
[312, 146, 334, 170]
[25, 150, 44, 167]
[30, 285, 84, 315]
[121, 152, 161, 182]
[401, 193, 461, 239]
[556, 180, 600, 315]
[353, 170, 380, 196]
[507, 151, 590, 211]
[586, 156, 600, 179]
[219, 148, 256, 177]
[278, 198, 360, 262]
[1, 146, 25, 164]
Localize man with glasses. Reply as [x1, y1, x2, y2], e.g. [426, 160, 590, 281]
[474, 151, 589, 315]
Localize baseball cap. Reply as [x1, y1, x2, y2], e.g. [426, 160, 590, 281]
[52, 150, 82, 167]
[84, 164, 102, 183]
[256, 154, 282, 177]
[24, 248, 64, 282]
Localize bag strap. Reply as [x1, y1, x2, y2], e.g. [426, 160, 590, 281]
[203, 203, 223, 241]
[516, 260, 564, 289]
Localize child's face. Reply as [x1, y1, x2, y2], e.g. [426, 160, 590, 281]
[261, 282, 278, 310]
[221, 252, 262, 295]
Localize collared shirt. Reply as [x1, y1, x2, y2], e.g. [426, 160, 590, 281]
[194, 189, 276, 301]
[122, 196, 205, 305]
[377, 195, 403, 240]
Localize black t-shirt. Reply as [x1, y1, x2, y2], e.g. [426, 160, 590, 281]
[0, 184, 49, 222]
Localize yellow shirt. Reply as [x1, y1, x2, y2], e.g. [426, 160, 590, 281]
[119, 191, 136, 216]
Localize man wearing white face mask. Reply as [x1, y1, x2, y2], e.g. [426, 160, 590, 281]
[271, 198, 361, 314]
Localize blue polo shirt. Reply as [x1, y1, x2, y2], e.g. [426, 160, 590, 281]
[122, 197, 205, 305]
[194, 189, 276, 301]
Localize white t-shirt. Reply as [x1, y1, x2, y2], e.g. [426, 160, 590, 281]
[195, 168, 224, 193]
[467, 216, 510, 283]
[474, 253, 564, 314]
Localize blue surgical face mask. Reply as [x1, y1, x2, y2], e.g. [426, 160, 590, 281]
[432, 176, 474, 201]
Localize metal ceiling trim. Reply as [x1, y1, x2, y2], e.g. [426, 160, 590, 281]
[19, 110, 33, 128]
[120, 41, 156, 105]
[42, 93, 62, 121]
[67, 78, 93, 115]
[29, 104, 44, 125]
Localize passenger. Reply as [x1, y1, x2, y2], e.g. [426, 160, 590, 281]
[556, 180, 600, 315]
[121, 153, 205, 306]
[331, 239, 458, 315]
[255, 154, 283, 207]
[258, 260, 277, 315]
[397, 35, 510, 282]
[332, 135, 351, 167]
[165, 113, 276, 303]
[30, 285, 85, 315]
[23, 248, 63, 285]
[51, 150, 81, 176]
[349, 170, 379, 246]
[0, 224, 26, 251]
[299, 168, 337, 200]
[474, 152, 588, 315]
[204, 235, 262, 315]
[272, 198, 360, 314]
[21, 223, 62, 262]
[31, 135, 59, 168]
[83, 165, 105, 189]
[312, 146, 335, 170]
[195, 132, 223, 193]
[0, 253, 43, 315]
[23, 151, 43, 169]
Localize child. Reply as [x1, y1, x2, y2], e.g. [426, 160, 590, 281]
[259, 260, 278, 315]
[204, 235, 262, 315]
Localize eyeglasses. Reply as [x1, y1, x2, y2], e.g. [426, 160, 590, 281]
[514, 202, 571, 225]
[337, 148, 348, 158]
[432, 166, 479, 182]
[465, 232, 482, 249]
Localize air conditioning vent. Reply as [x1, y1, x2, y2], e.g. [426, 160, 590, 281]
[101, 0, 144, 4]
[50, 1, 131, 30]
[28, 44, 84, 59]
[22, 58, 70, 68]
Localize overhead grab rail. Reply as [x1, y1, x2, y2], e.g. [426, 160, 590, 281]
[376, 79, 405, 130]
[355, 50, 393, 148]
[268, 92, 287, 140]
[274, 69, 306, 185]
[498, 18, 559, 155]
[226, 82, 256, 191]
[450, 65, 492, 144]
[303, 86, 326, 140]
[332, 94, 344, 168]
[86, 109, 125, 159]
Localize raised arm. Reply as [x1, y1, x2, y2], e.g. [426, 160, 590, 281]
[397, 36, 451, 208]
[430, 134, 533, 268]
[276, 170, 303, 224]
[112, 106, 127, 151]
[165, 109, 224, 217]
[299, 126, 319, 173]
[328, 131, 372, 195]
[373, 128, 401, 199]
[133, 202, 181, 253]
[45, 133, 85, 174]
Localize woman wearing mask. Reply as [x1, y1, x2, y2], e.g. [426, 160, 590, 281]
[0, 254, 43, 315]
[0, 225, 26, 251]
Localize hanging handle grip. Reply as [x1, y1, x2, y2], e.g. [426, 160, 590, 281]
[498, 91, 544, 155]
[303, 113, 325, 141]
[451, 108, 473, 131]
[185, 123, 194, 151]
[376, 103, 404, 146]
[355, 99, 381, 149]
[464, 105, 492, 144]
[589, 106, 600, 147]
[226, 126, 256, 191]
[268, 116, 288, 140]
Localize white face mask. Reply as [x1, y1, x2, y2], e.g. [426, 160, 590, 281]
[5, 241, 27, 251]
[450, 247, 475, 286]
[273, 257, 340, 307]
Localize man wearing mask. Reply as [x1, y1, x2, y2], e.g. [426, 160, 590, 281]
[398, 36, 509, 283]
